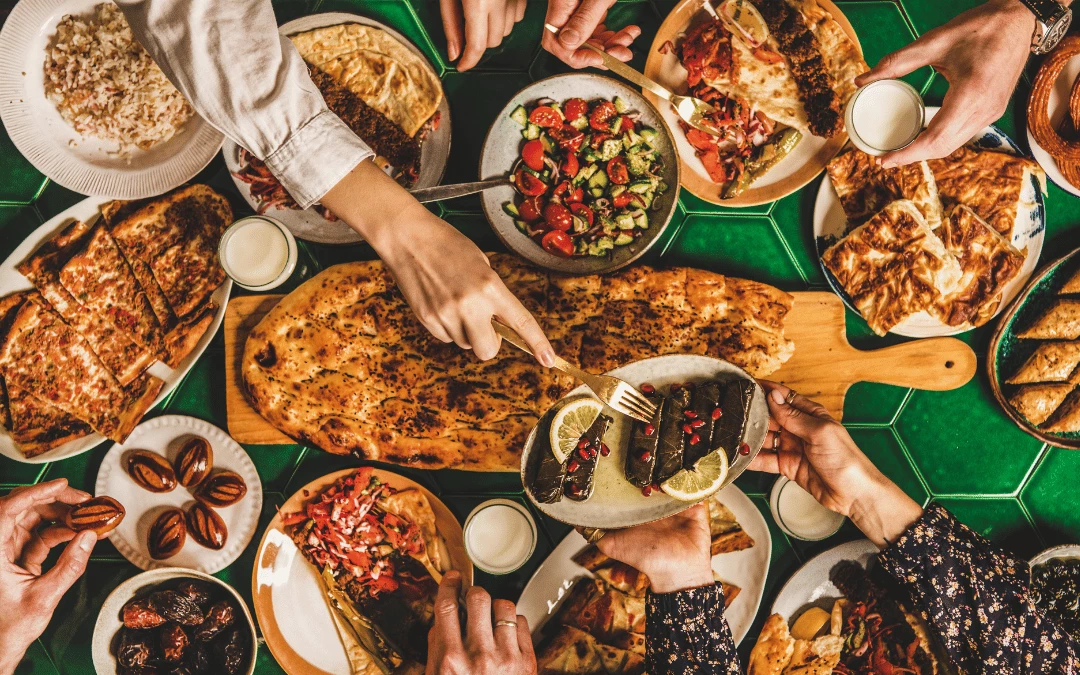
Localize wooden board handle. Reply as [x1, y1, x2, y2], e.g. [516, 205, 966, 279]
[844, 337, 977, 391]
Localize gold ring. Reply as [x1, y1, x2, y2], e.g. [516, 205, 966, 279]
[495, 620, 518, 628]
[581, 527, 607, 544]
[772, 433, 780, 450]
[785, 390, 798, 404]
[544, 23, 559, 34]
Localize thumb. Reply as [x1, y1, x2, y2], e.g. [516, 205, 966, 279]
[35, 531, 95, 608]
[854, 38, 937, 87]
[558, 0, 609, 50]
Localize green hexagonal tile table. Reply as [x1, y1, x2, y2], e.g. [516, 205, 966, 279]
[2, 0, 1080, 672]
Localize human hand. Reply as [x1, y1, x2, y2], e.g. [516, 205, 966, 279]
[0, 480, 98, 675]
[750, 381, 923, 547]
[441, 0, 528, 72]
[855, 0, 1035, 168]
[595, 504, 714, 594]
[426, 571, 536, 675]
[543, 0, 641, 69]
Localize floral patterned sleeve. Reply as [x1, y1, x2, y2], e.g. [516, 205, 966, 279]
[645, 584, 741, 674]
[878, 503, 1080, 674]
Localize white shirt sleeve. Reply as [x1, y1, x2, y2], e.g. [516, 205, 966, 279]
[114, 0, 374, 209]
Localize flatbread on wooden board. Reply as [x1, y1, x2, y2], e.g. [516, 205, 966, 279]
[242, 255, 794, 470]
[1016, 299, 1080, 340]
[826, 148, 942, 230]
[1007, 342, 1080, 385]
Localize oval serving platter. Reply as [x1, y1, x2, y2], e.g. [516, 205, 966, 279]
[520, 354, 768, 530]
[988, 246, 1080, 449]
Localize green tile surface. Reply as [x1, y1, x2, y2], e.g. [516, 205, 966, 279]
[3, 0, 1080, 671]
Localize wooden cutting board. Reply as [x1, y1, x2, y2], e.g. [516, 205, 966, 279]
[223, 292, 977, 444]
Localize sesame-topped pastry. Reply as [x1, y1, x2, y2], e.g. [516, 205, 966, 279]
[1017, 299, 1080, 340]
[1009, 383, 1075, 426]
[1007, 341, 1080, 385]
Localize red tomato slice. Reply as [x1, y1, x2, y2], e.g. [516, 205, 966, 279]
[519, 196, 544, 222]
[607, 156, 630, 185]
[570, 203, 595, 226]
[521, 139, 545, 171]
[542, 230, 575, 257]
[752, 47, 785, 64]
[564, 98, 588, 122]
[590, 101, 618, 131]
[514, 168, 548, 196]
[613, 192, 646, 209]
[565, 185, 584, 204]
[543, 203, 574, 231]
[528, 106, 562, 127]
[553, 180, 570, 198]
[549, 125, 585, 153]
[562, 152, 579, 177]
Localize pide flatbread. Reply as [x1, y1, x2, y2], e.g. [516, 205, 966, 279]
[931, 206, 1024, 328]
[827, 148, 942, 230]
[1017, 299, 1080, 340]
[242, 255, 794, 469]
[290, 24, 442, 137]
[822, 200, 962, 336]
[1007, 341, 1080, 384]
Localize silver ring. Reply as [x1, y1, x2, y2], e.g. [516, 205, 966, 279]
[495, 620, 518, 628]
[785, 390, 798, 404]
[772, 433, 780, 450]
[544, 22, 559, 34]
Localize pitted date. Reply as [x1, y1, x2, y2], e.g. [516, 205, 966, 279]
[168, 667, 193, 675]
[194, 471, 247, 508]
[185, 640, 211, 673]
[126, 450, 178, 493]
[65, 496, 125, 535]
[194, 601, 236, 642]
[117, 628, 156, 668]
[176, 580, 213, 610]
[150, 590, 205, 626]
[160, 623, 189, 662]
[214, 628, 248, 675]
[174, 437, 213, 488]
[148, 509, 186, 560]
[186, 503, 227, 550]
[122, 597, 166, 629]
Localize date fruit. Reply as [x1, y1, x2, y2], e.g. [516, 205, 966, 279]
[186, 641, 211, 673]
[126, 450, 178, 493]
[65, 496, 125, 535]
[117, 629, 155, 668]
[123, 597, 166, 630]
[160, 623, 189, 662]
[193, 471, 246, 508]
[150, 590, 205, 626]
[148, 509, 186, 560]
[194, 601, 235, 642]
[215, 628, 249, 675]
[175, 437, 213, 488]
[176, 580, 213, 610]
[186, 503, 227, 550]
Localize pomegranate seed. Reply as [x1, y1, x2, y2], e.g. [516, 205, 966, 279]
[578, 448, 590, 460]
[682, 423, 695, 435]
[644, 424, 656, 436]
[684, 410, 697, 419]
[567, 459, 580, 472]
[567, 483, 580, 495]
[589, 447, 598, 459]
[739, 443, 751, 455]
[670, 383, 681, 392]
[690, 433, 701, 446]
[711, 407, 723, 420]
[639, 450, 652, 462]
[600, 443, 611, 457]
[641, 485, 653, 497]
[650, 482, 661, 491]
[641, 383, 655, 394]
[691, 419, 705, 428]
[578, 439, 589, 449]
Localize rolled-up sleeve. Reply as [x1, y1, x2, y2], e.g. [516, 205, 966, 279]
[115, 0, 373, 208]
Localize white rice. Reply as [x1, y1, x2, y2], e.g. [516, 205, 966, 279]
[43, 3, 193, 156]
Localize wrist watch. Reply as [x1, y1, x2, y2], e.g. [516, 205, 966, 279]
[1018, 0, 1072, 54]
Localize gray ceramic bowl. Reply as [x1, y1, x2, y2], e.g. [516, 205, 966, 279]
[480, 73, 680, 275]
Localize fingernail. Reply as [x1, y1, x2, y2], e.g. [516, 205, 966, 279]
[560, 28, 581, 47]
[448, 42, 460, 61]
[539, 349, 556, 368]
[771, 389, 787, 405]
[77, 531, 95, 552]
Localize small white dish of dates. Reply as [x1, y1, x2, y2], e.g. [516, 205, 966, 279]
[95, 415, 263, 574]
[92, 567, 257, 675]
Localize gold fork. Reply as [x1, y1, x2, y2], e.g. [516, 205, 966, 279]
[493, 320, 658, 423]
[542, 24, 721, 137]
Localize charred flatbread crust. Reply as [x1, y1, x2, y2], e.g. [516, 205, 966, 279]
[242, 255, 794, 469]
[822, 200, 962, 336]
[162, 302, 217, 368]
[4, 382, 92, 458]
[826, 148, 942, 230]
[1017, 299, 1080, 340]
[1007, 341, 1080, 384]
[535, 624, 645, 675]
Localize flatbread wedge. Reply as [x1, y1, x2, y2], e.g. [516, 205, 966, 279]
[826, 148, 942, 230]
[1007, 341, 1080, 384]
[1060, 267, 1080, 295]
[749, 614, 796, 675]
[708, 497, 756, 555]
[1016, 299, 1080, 340]
[535, 624, 645, 675]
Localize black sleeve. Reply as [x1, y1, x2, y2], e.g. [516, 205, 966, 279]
[878, 503, 1080, 674]
[645, 584, 741, 674]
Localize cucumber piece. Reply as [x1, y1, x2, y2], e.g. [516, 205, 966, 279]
[600, 216, 617, 236]
[638, 127, 658, 146]
[590, 187, 605, 198]
[628, 180, 653, 194]
[588, 236, 615, 256]
[627, 152, 652, 177]
[574, 238, 589, 256]
[581, 147, 601, 163]
[633, 211, 649, 229]
[600, 139, 624, 162]
[574, 164, 599, 184]
[613, 96, 631, 114]
[571, 215, 589, 234]
[656, 180, 669, 194]
[523, 123, 541, 140]
[610, 116, 624, 135]
[522, 166, 543, 178]
[514, 219, 529, 234]
[614, 232, 635, 246]
[503, 202, 520, 218]
[588, 170, 609, 189]
[636, 193, 654, 211]
[540, 134, 556, 154]
[569, 116, 589, 131]
[510, 106, 528, 126]
[609, 184, 627, 198]
[615, 213, 635, 230]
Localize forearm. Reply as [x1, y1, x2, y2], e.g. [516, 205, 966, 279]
[847, 473, 924, 549]
[645, 585, 741, 674]
[318, 160, 432, 252]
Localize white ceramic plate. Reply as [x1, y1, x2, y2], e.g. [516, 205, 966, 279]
[0, 195, 231, 464]
[1031, 543, 1080, 567]
[0, 0, 224, 198]
[771, 539, 877, 620]
[521, 354, 768, 530]
[1028, 52, 1080, 199]
[223, 12, 451, 245]
[814, 107, 1047, 338]
[94, 415, 263, 573]
[517, 483, 771, 646]
[92, 567, 258, 675]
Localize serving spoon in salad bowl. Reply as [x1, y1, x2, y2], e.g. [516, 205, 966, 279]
[408, 157, 549, 203]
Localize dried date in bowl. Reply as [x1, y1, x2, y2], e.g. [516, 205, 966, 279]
[193, 471, 247, 508]
[122, 597, 166, 630]
[160, 623, 190, 662]
[186, 503, 227, 550]
[66, 496, 126, 535]
[175, 437, 213, 488]
[150, 590, 205, 626]
[148, 509, 187, 560]
[126, 450, 178, 493]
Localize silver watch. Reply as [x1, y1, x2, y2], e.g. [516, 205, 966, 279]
[1019, 0, 1072, 54]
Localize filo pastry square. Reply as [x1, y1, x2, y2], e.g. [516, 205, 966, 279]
[821, 200, 962, 336]
[826, 148, 943, 231]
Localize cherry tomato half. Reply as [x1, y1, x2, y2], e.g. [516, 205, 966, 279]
[519, 196, 544, 222]
[607, 156, 630, 185]
[613, 192, 646, 209]
[553, 181, 569, 198]
[544, 203, 574, 231]
[521, 139, 546, 172]
[542, 229, 575, 257]
[564, 98, 588, 122]
[528, 106, 562, 127]
[549, 125, 585, 153]
[514, 168, 548, 196]
[562, 152, 579, 177]
[570, 203, 595, 227]
[590, 100, 618, 131]
[565, 185, 584, 203]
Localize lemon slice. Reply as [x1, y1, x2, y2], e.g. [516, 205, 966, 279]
[550, 397, 603, 463]
[660, 450, 729, 502]
[718, 0, 770, 48]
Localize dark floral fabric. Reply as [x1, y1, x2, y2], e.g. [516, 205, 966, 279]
[644, 505, 1080, 674]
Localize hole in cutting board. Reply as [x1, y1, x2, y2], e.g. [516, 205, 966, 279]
[945, 361, 954, 368]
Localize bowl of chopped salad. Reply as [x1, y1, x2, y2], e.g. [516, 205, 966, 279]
[480, 74, 680, 274]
